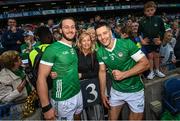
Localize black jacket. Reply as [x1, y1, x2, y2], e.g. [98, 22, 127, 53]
[76, 49, 99, 80]
[1, 29, 24, 52]
[138, 16, 165, 40]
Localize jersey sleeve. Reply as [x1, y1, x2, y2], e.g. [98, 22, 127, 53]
[40, 46, 56, 66]
[127, 39, 145, 62]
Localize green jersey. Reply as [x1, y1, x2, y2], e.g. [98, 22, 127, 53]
[97, 38, 145, 92]
[20, 41, 40, 64]
[40, 41, 80, 101]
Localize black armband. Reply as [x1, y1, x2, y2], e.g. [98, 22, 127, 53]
[42, 103, 52, 113]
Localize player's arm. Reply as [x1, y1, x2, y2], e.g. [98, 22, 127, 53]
[113, 50, 150, 81]
[125, 56, 149, 78]
[37, 63, 56, 120]
[99, 63, 110, 109]
[37, 63, 51, 107]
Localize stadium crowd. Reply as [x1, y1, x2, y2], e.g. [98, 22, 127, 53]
[0, 1, 179, 120]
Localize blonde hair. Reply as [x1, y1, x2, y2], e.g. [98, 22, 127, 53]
[0, 50, 19, 69]
[77, 32, 95, 53]
[144, 1, 157, 10]
[86, 27, 95, 34]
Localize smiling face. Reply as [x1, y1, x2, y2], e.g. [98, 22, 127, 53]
[132, 22, 139, 33]
[8, 19, 17, 28]
[80, 34, 92, 51]
[164, 31, 173, 43]
[96, 25, 113, 47]
[61, 19, 76, 41]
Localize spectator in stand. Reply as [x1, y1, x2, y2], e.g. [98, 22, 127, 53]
[86, 27, 99, 50]
[20, 30, 40, 65]
[113, 24, 122, 39]
[171, 20, 180, 39]
[160, 29, 176, 71]
[46, 19, 55, 33]
[52, 28, 61, 41]
[131, 21, 148, 54]
[126, 18, 133, 28]
[138, 1, 166, 80]
[89, 18, 95, 27]
[0, 50, 31, 103]
[1, 19, 24, 52]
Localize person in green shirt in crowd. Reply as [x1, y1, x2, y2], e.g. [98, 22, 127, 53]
[37, 17, 83, 120]
[95, 21, 150, 120]
[20, 30, 40, 65]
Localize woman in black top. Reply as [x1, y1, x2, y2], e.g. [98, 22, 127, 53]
[76, 32, 99, 80]
[76, 32, 103, 120]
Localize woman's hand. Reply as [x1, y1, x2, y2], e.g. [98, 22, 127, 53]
[17, 80, 26, 93]
[50, 72, 57, 79]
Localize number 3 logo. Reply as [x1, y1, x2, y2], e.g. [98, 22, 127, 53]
[86, 84, 98, 103]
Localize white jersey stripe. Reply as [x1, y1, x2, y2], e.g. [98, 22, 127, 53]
[40, 60, 53, 66]
[131, 50, 145, 62]
[99, 62, 104, 65]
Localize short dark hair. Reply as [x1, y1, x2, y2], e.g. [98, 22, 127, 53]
[94, 21, 110, 30]
[35, 26, 53, 44]
[59, 17, 76, 29]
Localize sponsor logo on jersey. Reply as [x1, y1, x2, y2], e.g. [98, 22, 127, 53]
[62, 51, 69, 55]
[154, 23, 158, 27]
[118, 52, 123, 57]
[102, 56, 108, 60]
[70, 49, 75, 54]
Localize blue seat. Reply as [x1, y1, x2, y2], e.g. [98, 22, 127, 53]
[162, 77, 180, 114]
[0, 102, 24, 120]
[0, 103, 14, 119]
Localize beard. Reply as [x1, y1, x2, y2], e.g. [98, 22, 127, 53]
[62, 31, 75, 42]
[103, 38, 112, 48]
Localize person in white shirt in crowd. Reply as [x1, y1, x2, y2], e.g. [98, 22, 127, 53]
[160, 28, 176, 71]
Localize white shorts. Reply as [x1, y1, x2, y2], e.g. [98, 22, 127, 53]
[109, 88, 144, 113]
[51, 91, 83, 120]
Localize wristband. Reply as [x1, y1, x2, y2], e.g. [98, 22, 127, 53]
[42, 103, 52, 113]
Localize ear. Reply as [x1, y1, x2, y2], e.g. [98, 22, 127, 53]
[109, 29, 113, 38]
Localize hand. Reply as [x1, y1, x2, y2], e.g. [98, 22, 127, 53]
[141, 37, 150, 45]
[44, 108, 57, 120]
[17, 80, 26, 93]
[153, 38, 161, 45]
[101, 94, 110, 109]
[50, 72, 57, 79]
[16, 40, 22, 44]
[11, 26, 17, 33]
[78, 73, 82, 79]
[25, 39, 31, 45]
[112, 70, 126, 81]
[172, 59, 176, 64]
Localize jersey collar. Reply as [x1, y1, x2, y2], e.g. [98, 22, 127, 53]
[105, 38, 117, 52]
[58, 41, 72, 47]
